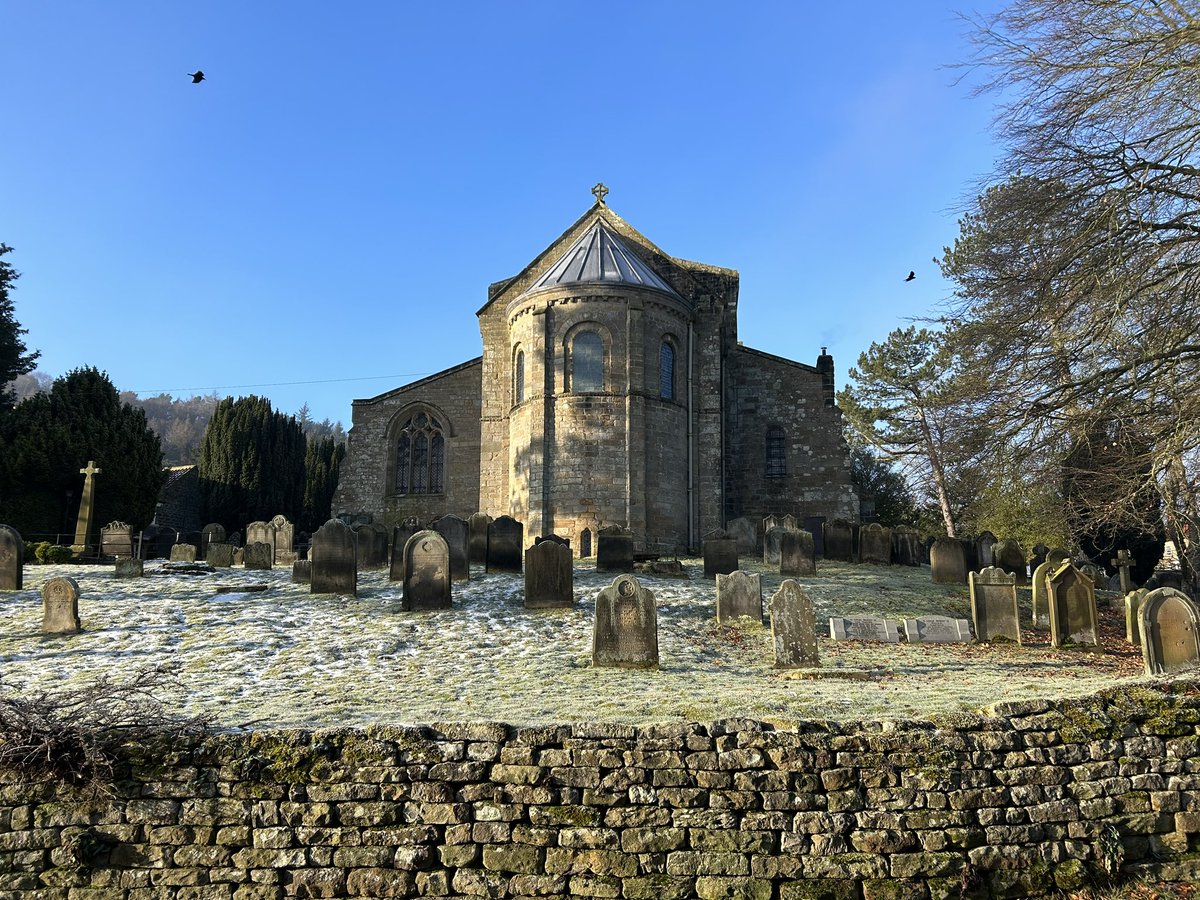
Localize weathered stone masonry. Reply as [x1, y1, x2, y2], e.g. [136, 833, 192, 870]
[2, 681, 1199, 898]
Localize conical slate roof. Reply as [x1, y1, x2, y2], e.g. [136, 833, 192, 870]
[522, 219, 681, 299]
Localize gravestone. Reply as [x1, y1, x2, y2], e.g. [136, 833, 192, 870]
[486, 516, 524, 573]
[823, 520, 854, 562]
[1139, 587, 1200, 675]
[468, 513, 493, 564]
[0, 525, 23, 590]
[42, 576, 81, 634]
[139, 524, 175, 560]
[716, 570, 762, 623]
[243, 541, 274, 570]
[403, 530, 452, 610]
[780, 514, 799, 532]
[114, 558, 144, 578]
[1079, 562, 1105, 588]
[802, 516, 826, 557]
[761, 515, 781, 538]
[763, 527, 789, 567]
[389, 519, 421, 582]
[892, 526, 920, 567]
[702, 530, 739, 578]
[357, 523, 389, 569]
[311, 519, 357, 596]
[433, 515, 470, 581]
[233, 549, 245, 566]
[770, 580, 819, 668]
[1030, 558, 1059, 627]
[779, 529, 815, 576]
[595, 525, 634, 574]
[977, 531, 997, 569]
[535, 534, 570, 547]
[1106, 574, 1124, 594]
[592, 574, 658, 668]
[829, 617, 902, 642]
[71, 460, 102, 555]
[1145, 569, 1185, 593]
[246, 521, 276, 554]
[1126, 588, 1150, 645]
[1030, 544, 1050, 573]
[228, 531, 243, 548]
[100, 521, 134, 558]
[859, 523, 893, 565]
[1048, 563, 1100, 648]
[969, 566, 1022, 644]
[524, 540, 574, 609]
[903, 616, 973, 642]
[292, 560, 312, 585]
[200, 523, 226, 560]
[206, 543, 234, 568]
[930, 537, 967, 584]
[726, 517, 758, 556]
[170, 543, 198, 563]
[270, 515, 295, 562]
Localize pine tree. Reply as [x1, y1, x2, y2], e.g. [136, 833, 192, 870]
[302, 435, 346, 533]
[0, 244, 40, 413]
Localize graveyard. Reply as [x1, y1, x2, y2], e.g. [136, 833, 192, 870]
[0, 554, 1156, 730]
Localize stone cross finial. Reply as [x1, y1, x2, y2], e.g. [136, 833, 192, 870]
[80, 460, 102, 478]
[1111, 548, 1136, 595]
[591, 182, 609, 205]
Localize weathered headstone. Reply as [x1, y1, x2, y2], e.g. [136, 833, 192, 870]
[524, 540, 574, 609]
[233, 548, 245, 566]
[535, 534, 570, 548]
[859, 523, 893, 565]
[170, 543, 198, 563]
[716, 570, 762, 623]
[1047, 563, 1100, 648]
[969, 566, 1021, 644]
[592, 574, 658, 668]
[243, 541, 274, 570]
[42, 576, 81, 634]
[292, 560, 312, 585]
[311, 519, 357, 596]
[780, 514, 799, 532]
[388, 519, 421, 582]
[761, 515, 781, 538]
[114, 558, 144, 578]
[227, 531, 243, 548]
[903, 616, 973, 642]
[403, 530, 452, 610]
[595, 525, 633, 574]
[246, 521, 276, 554]
[802, 516, 826, 557]
[1139, 587, 1200, 675]
[1031, 559, 1056, 627]
[1145, 569, 1185, 593]
[486, 516, 524, 573]
[71, 460, 102, 555]
[770, 580, 819, 667]
[100, 521, 134, 559]
[1079, 562, 1105, 588]
[468, 513, 492, 564]
[200, 523, 226, 560]
[930, 537, 966, 584]
[726, 517, 758, 556]
[355, 523, 389, 569]
[763, 527, 788, 567]
[823, 520, 854, 562]
[0, 525, 23, 591]
[1126, 588, 1150, 645]
[206, 543, 234, 568]
[1030, 543, 1050, 573]
[779, 529, 815, 576]
[977, 531, 997, 569]
[702, 530, 739, 578]
[433, 515, 470, 581]
[892, 526, 920, 567]
[270, 515, 294, 562]
[829, 617, 902, 642]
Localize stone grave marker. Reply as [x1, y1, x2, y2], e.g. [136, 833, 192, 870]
[1146, 570, 1185, 593]
[0, 524, 23, 590]
[243, 541, 274, 570]
[770, 580, 819, 668]
[930, 537, 966, 584]
[388, 519, 421, 582]
[1032, 547, 1072, 626]
[892, 526, 920, 567]
[206, 543, 234, 568]
[1079, 562, 1105, 588]
[763, 526, 789, 567]
[859, 523, 893, 565]
[486, 516, 524, 573]
[829, 617, 902, 642]
[524, 540, 574, 609]
[468, 513, 492, 564]
[370, 524, 392, 568]
[170, 543, 198, 563]
[977, 531, 997, 569]
[779, 529, 815, 576]
[823, 520, 854, 562]
[1048, 563, 1100, 648]
[969, 566, 1021, 644]
[246, 521, 276, 553]
[270, 515, 294, 562]
[1139, 587, 1200, 675]
[139, 524, 175, 560]
[761, 515, 781, 537]
[1126, 588, 1150, 645]
[1106, 573, 1124, 593]
[100, 521, 134, 559]
[595, 525, 634, 574]
[311, 519, 357, 596]
[228, 531, 243, 548]
[292, 560, 312, 584]
[114, 559, 144, 578]
[1030, 544, 1049, 573]
[403, 530, 452, 610]
[233, 548, 245, 566]
[71, 460, 102, 555]
[903, 616, 973, 642]
[433, 514, 470, 581]
[592, 574, 658, 668]
[535, 534, 570, 547]
[780, 514, 799, 531]
[702, 530, 739, 578]
[802, 516, 826, 557]
[200, 523, 226, 560]
[715, 570, 762, 623]
[726, 517, 758, 556]
[42, 576, 81, 634]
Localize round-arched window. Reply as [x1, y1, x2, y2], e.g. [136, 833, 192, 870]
[570, 331, 604, 393]
[659, 340, 675, 400]
[514, 349, 525, 405]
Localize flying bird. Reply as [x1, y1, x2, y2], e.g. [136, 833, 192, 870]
[188, 71, 205, 83]
[905, 271, 915, 282]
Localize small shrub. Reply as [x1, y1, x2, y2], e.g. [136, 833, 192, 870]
[42, 544, 74, 564]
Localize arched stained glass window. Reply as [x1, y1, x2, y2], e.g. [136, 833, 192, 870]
[659, 341, 675, 400]
[766, 426, 786, 477]
[580, 528, 592, 558]
[571, 332, 604, 393]
[515, 350, 525, 404]
[395, 412, 446, 494]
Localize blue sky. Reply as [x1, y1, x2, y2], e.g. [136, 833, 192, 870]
[2, 1, 1004, 427]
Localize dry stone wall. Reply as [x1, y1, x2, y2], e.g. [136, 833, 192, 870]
[3, 682, 1199, 899]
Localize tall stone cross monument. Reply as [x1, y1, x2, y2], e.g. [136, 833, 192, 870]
[71, 460, 102, 555]
[1111, 549, 1136, 595]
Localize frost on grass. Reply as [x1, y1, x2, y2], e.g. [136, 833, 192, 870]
[0, 559, 1148, 729]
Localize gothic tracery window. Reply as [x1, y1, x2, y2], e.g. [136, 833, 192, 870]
[395, 412, 445, 494]
[766, 426, 786, 477]
[570, 331, 604, 392]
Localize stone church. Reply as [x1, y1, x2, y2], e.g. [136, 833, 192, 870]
[333, 188, 859, 554]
